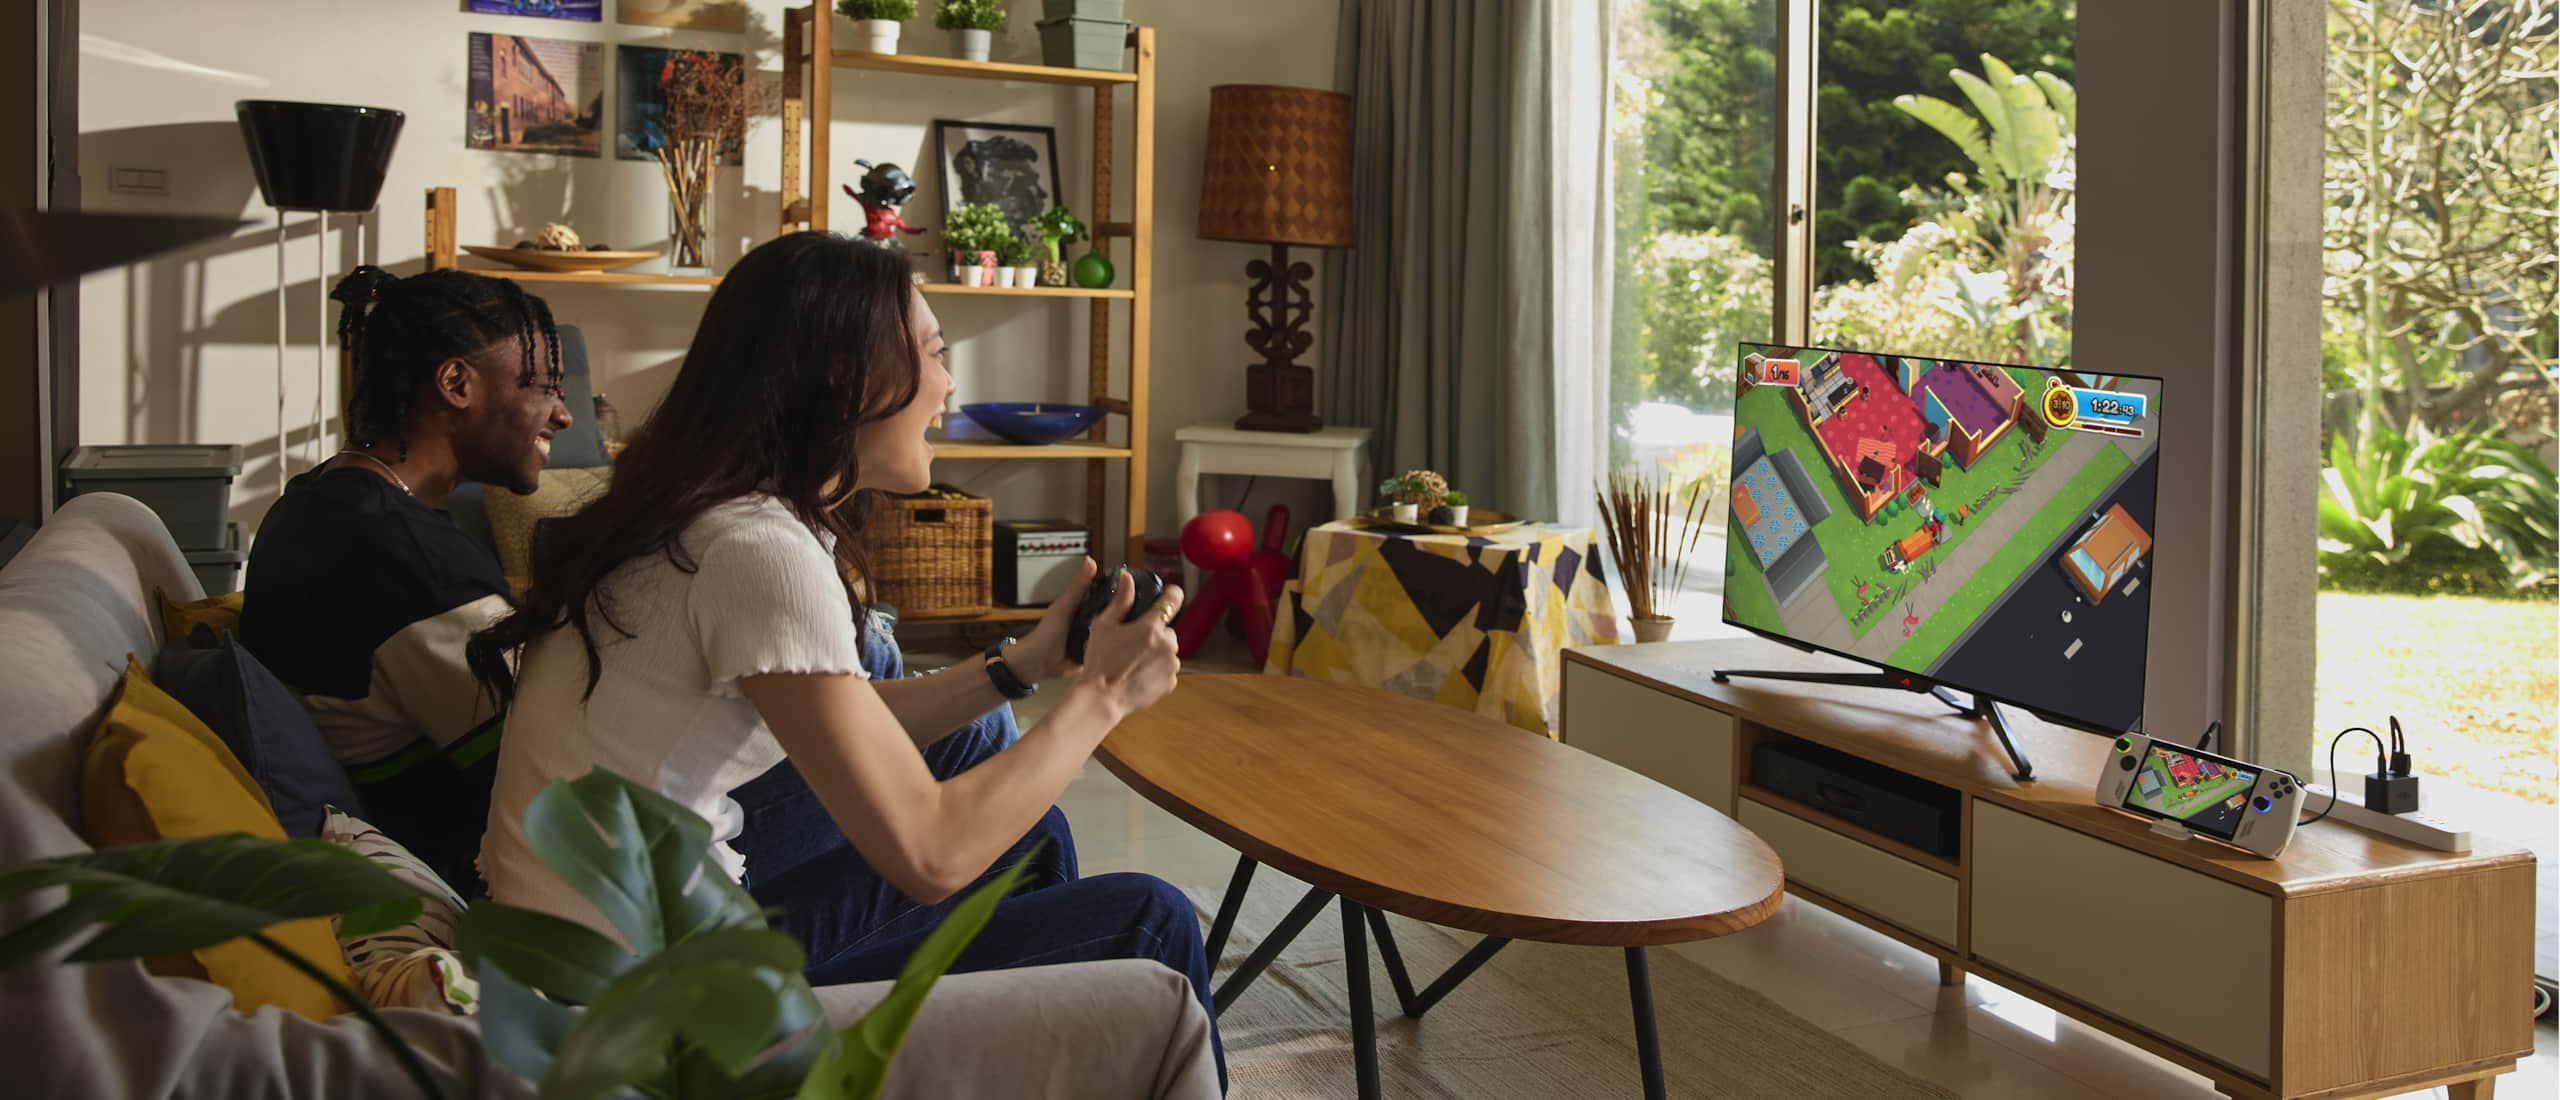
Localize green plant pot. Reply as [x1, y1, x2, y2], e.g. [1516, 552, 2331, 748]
[1042, 0, 1124, 21]
[1036, 15, 1130, 71]
[1071, 248, 1115, 289]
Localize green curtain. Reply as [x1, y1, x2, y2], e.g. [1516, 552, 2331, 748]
[1323, 0, 1559, 517]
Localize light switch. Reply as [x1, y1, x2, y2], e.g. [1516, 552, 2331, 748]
[109, 167, 168, 196]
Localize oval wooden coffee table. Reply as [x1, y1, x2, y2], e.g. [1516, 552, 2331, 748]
[1098, 674, 1784, 1099]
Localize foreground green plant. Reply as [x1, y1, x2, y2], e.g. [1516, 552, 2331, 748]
[0, 769, 1029, 1100]
[2318, 419, 2558, 591]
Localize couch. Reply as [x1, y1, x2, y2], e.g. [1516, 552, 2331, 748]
[0, 492, 1219, 1098]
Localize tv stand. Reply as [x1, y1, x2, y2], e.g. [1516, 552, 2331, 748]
[1710, 667, 2034, 780]
[1573, 640, 2536, 1100]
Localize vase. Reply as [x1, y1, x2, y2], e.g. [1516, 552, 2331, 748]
[852, 18, 902, 53]
[666, 186, 711, 274]
[952, 28, 992, 62]
[1631, 617, 1675, 643]
[1039, 257, 1069, 287]
[1071, 247, 1115, 289]
[1012, 264, 1039, 287]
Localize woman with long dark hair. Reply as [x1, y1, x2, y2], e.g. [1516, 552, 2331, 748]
[469, 234, 1218, 1079]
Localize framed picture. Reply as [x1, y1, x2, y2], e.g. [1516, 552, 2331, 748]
[467, 33, 604, 157]
[933, 120, 1064, 242]
[466, 1, 601, 22]
[616, 45, 746, 164]
[618, 0, 750, 33]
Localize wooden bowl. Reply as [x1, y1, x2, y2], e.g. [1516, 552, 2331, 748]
[461, 245, 663, 274]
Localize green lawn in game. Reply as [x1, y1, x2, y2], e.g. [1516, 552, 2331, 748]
[1732, 376, 2068, 639]
[1723, 517, 1783, 630]
[1887, 442, 2132, 670]
[2136, 755, 2255, 820]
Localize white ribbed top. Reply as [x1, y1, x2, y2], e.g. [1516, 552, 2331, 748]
[481, 494, 867, 938]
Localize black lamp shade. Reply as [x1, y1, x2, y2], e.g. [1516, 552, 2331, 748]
[235, 101, 405, 213]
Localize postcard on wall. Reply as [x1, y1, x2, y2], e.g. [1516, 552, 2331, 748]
[616, 45, 747, 165]
[619, 0, 751, 34]
[466, 1, 602, 22]
[467, 33, 605, 158]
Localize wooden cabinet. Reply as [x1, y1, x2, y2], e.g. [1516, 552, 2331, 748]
[1562, 639, 2539, 1100]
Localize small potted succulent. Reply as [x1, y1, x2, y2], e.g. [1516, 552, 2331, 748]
[1432, 489, 1471, 527]
[937, 0, 1006, 62]
[1027, 206, 1086, 287]
[1378, 469, 1448, 524]
[942, 202, 1010, 286]
[993, 232, 1037, 288]
[837, 0, 916, 54]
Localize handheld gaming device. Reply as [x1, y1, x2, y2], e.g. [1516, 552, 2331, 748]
[2094, 733, 2304, 858]
[1065, 568, 1166, 665]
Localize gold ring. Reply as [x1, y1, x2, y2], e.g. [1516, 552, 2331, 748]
[1159, 604, 1176, 625]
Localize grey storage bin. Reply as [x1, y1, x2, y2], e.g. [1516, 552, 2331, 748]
[1042, 0, 1125, 22]
[61, 444, 244, 550]
[1038, 15, 1130, 71]
[186, 523, 244, 596]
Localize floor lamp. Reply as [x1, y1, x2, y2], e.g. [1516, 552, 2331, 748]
[235, 101, 403, 498]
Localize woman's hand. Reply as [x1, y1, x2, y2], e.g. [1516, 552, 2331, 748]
[1074, 569, 1185, 720]
[1009, 557, 1099, 682]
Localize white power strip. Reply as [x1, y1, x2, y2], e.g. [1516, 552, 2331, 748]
[2300, 783, 2472, 852]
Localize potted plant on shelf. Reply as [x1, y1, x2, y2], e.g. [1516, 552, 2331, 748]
[942, 202, 1010, 286]
[1027, 206, 1086, 287]
[995, 232, 1037, 288]
[937, 0, 1006, 62]
[837, 0, 916, 55]
[1597, 472, 1712, 642]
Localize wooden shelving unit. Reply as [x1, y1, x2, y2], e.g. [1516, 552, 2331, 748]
[414, 17, 1156, 604]
[782, 8, 1156, 567]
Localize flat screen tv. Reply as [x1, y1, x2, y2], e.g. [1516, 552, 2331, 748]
[1720, 343, 2163, 736]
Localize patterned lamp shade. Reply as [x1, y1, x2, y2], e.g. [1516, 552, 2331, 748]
[1196, 85, 1354, 249]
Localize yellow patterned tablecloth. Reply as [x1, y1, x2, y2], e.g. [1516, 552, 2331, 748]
[1263, 520, 1623, 737]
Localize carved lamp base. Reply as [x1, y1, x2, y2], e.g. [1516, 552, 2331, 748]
[1235, 242, 1325, 434]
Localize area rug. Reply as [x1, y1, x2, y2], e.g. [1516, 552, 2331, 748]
[1193, 880, 1960, 1099]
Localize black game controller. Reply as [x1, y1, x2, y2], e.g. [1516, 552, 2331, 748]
[1065, 568, 1166, 665]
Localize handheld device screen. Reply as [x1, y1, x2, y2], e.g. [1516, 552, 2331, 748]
[2123, 743, 2259, 841]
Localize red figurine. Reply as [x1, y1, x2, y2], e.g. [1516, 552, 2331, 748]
[1174, 505, 1293, 666]
[845, 160, 928, 250]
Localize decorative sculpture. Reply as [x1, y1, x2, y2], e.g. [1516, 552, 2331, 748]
[845, 159, 928, 251]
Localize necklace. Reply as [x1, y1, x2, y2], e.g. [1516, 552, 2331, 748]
[334, 449, 413, 497]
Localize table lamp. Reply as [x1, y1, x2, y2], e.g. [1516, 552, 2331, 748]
[1195, 84, 1353, 433]
[235, 100, 404, 495]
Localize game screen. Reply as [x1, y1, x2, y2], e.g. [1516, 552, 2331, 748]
[2123, 744, 2258, 839]
[1722, 344, 2163, 733]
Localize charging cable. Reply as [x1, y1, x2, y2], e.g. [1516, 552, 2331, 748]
[2299, 724, 2390, 826]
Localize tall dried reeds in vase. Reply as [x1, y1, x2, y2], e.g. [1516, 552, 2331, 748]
[1597, 473, 1713, 642]
[651, 51, 748, 272]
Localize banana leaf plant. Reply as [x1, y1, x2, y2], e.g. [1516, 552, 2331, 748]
[0, 767, 1032, 1100]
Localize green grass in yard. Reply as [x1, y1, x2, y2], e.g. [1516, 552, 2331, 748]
[1735, 384, 2065, 641]
[2315, 592, 2558, 804]
[1888, 442, 2133, 670]
[1722, 517, 1783, 632]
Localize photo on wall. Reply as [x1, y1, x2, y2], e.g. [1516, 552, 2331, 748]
[467, 33, 604, 157]
[466, 1, 602, 22]
[619, 0, 751, 33]
[615, 46, 747, 164]
[933, 120, 1064, 242]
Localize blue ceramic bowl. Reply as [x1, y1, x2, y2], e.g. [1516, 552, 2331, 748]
[960, 403, 1108, 446]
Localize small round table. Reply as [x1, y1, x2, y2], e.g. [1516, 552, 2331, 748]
[1098, 674, 1785, 1099]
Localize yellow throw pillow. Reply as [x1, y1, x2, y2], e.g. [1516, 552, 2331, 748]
[483, 466, 611, 593]
[80, 655, 350, 1019]
[156, 587, 245, 643]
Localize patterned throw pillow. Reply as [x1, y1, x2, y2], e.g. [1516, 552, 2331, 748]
[318, 806, 479, 1015]
[482, 466, 611, 593]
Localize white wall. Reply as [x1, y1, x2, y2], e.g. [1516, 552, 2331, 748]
[78, 0, 1340, 550]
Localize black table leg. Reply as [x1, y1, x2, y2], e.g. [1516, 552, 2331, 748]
[1626, 947, 1665, 1100]
[1363, 907, 1511, 1019]
[1203, 854, 1258, 963]
[1343, 898, 1381, 1100]
[1212, 884, 1332, 1017]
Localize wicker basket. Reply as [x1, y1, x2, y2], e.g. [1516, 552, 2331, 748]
[868, 485, 992, 619]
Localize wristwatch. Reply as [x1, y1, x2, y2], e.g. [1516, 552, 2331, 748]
[982, 639, 1038, 700]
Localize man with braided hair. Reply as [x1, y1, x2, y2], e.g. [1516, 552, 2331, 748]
[240, 266, 572, 895]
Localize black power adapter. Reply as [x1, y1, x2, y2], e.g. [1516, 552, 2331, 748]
[2364, 715, 2420, 814]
